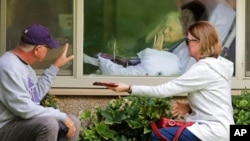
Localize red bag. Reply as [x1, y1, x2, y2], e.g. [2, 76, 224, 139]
[151, 117, 193, 141]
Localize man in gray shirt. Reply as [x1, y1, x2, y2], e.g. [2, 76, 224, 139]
[0, 24, 80, 141]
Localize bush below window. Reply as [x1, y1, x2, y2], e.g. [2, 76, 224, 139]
[41, 90, 250, 141]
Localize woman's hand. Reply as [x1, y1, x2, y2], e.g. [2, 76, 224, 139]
[171, 100, 191, 119]
[146, 20, 166, 42]
[107, 83, 130, 93]
[153, 32, 164, 50]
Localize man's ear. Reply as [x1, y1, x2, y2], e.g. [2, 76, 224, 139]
[33, 45, 42, 56]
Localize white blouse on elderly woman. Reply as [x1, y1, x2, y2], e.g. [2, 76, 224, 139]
[95, 48, 181, 76]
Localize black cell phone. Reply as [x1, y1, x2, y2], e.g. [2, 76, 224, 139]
[58, 122, 68, 137]
[93, 82, 118, 87]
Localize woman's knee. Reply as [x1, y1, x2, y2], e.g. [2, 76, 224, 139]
[150, 132, 159, 141]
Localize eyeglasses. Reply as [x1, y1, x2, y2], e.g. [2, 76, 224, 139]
[185, 38, 199, 45]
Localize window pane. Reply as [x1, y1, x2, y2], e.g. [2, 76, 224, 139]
[6, 0, 73, 75]
[0, 2, 2, 23]
[246, 0, 250, 76]
[83, 0, 236, 76]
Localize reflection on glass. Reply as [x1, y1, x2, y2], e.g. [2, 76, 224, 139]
[6, 0, 73, 75]
[0, 2, 2, 26]
[107, 36, 118, 60]
[246, 0, 250, 76]
[83, 0, 236, 76]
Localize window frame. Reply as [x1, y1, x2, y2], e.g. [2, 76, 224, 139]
[0, 0, 249, 95]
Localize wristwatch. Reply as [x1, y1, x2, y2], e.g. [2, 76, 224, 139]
[127, 86, 132, 94]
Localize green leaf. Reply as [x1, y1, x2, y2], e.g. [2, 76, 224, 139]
[78, 111, 91, 120]
[239, 100, 249, 107]
[102, 110, 127, 124]
[95, 122, 116, 139]
[79, 96, 173, 140]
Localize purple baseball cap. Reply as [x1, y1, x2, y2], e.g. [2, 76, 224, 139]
[21, 24, 59, 48]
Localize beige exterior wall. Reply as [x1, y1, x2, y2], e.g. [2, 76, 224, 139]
[53, 89, 243, 117]
[56, 95, 114, 117]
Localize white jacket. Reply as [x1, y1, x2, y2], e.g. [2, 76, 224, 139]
[131, 56, 234, 141]
[98, 48, 181, 76]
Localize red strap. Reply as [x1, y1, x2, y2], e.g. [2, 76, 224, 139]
[151, 121, 169, 141]
[151, 120, 193, 141]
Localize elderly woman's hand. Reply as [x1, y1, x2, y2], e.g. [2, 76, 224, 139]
[153, 32, 164, 50]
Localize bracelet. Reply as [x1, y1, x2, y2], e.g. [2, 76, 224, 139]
[127, 86, 132, 94]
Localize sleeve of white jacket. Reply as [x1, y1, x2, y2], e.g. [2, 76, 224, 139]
[98, 48, 181, 76]
[83, 53, 99, 66]
[130, 62, 217, 98]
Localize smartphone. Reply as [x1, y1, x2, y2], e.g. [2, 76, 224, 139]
[93, 82, 118, 87]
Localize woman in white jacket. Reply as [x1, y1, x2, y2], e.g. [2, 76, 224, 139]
[106, 21, 234, 141]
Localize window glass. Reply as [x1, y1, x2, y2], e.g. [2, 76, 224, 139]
[246, 0, 250, 76]
[6, 0, 73, 75]
[0, 2, 2, 23]
[0, 1, 1, 41]
[83, 0, 236, 77]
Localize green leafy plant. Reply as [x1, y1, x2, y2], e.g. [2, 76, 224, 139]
[40, 93, 58, 108]
[78, 96, 173, 141]
[232, 88, 250, 125]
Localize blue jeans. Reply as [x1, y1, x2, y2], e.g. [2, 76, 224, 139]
[150, 127, 201, 141]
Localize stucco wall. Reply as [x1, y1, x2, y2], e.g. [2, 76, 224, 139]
[54, 95, 187, 117]
[55, 95, 116, 117]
